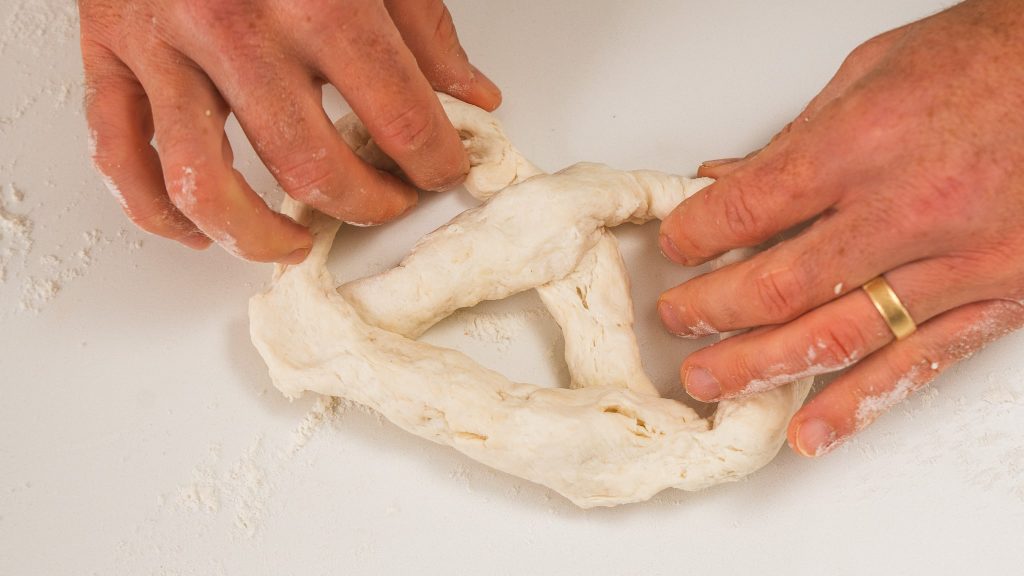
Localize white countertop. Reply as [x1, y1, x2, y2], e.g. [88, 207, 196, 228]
[2, 1, 1022, 574]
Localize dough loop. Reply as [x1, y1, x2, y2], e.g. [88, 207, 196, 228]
[249, 95, 813, 507]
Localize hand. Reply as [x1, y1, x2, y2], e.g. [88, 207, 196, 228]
[657, 0, 1024, 457]
[80, 0, 501, 262]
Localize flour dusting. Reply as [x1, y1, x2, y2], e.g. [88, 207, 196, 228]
[742, 361, 842, 395]
[172, 436, 274, 538]
[459, 307, 548, 351]
[0, 185, 33, 283]
[19, 228, 111, 313]
[287, 396, 341, 456]
[175, 166, 198, 211]
[170, 396, 345, 539]
[7, 182, 24, 202]
[687, 318, 718, 337]
[844, 362, 1024, 503]
[177, 444, 223, 513]
[855, 364, 926, 429]
[0, 1, 78, 57]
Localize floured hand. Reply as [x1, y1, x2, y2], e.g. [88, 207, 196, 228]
[657, 0, 1024, 457]
[79, 0, 500, 262]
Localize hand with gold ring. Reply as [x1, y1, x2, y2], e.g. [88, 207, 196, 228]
[656, 0, 1024, 457]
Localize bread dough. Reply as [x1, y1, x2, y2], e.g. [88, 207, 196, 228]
[249, 95, 813, 507]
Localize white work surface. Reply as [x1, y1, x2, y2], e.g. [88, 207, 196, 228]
[2, 1, 1023, 574]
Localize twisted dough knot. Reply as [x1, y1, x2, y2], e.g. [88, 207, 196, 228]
[250, 94, 813, 508]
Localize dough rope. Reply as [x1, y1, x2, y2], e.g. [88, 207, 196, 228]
[250, 94, 813, 507]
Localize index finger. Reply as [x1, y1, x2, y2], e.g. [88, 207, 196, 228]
[659, 139, 836, 266]
[305, 3, 469, 193]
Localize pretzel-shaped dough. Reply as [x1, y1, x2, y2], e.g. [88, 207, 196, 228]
[249, 95, 813, 507]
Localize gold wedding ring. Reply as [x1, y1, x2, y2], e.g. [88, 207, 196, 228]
[862, 276, 917, 341]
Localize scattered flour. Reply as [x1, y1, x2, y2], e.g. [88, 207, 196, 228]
[19, 228, 110, 313]
[0, 185, 33, 283]
[7, 181, 24, 202]
[177, 444, 223, 514]
[170, 396, 345, 539]
[945, 376, 1024, 501]
[840, 362, 1024, 503]
[0, 81, 81, 135]
[0, 1, 78, 57]
[1, 180, 148, 315]
[287, 396, 341, 456]
[458, 307, 548, 352]
[227, 437, 271, 538]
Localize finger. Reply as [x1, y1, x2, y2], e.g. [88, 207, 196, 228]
[657, 201, 951, 337]
[173, 10, 418, 226]
[138, 59, 312, 263]
[677, 253, 1006, 401]
[311, 2, 470, 192]
[697, 158, 743, 178]
[82, 43, 210, 249]
[659, 137, 835, 266]
[228, 67, 418, 225]
[787, 299, 1024, 457]
[385, 0, 502, 111]
[697, 146, 768, 179]
[670, 26, 912, 265]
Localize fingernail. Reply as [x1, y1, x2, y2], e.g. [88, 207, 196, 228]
[795, 419, 838, 457]
[700, 157, 742, 168]
[282, 245, 311, 265]
[658, 299, 691, 337]
[658, 233, 685, 264]
[684, 366, 722, 401]
[181, 231, 212, 250]
[470, 65, 502, 106]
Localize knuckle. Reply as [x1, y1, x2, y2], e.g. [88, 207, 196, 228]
[174, 0, 261, 61]
[730, 352, 767, 392]
[272, 150, 337, 201]
[82, 74, 125, 129]
[843, 29, 894, 69]
[175, 0, 235, 32]
[719, 184, 764, 242]
[164, 163, 209, 216]
[79, 2, 127, 47]
[844, 40, 875, 65]
[750, 265, 808, 321]
[809, 322, 868, 369]
[375, 103, 438, 153]
[295, 0, 372, 39]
